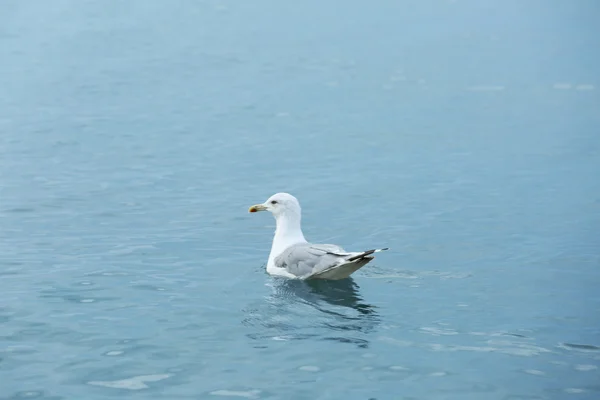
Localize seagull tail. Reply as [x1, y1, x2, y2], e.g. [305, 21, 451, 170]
[346, 247, 389, 262]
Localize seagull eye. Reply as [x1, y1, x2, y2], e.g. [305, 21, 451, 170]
[270, 200, 278, 205]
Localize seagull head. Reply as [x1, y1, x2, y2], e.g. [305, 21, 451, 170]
[248, 192, 301, 219]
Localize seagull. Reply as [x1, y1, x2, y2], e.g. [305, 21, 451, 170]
[248, 193, 388, 280]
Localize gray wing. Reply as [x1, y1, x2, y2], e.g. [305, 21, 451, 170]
[274, 243, 350, 279]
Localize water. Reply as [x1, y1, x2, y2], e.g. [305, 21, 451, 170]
[1, 0, 599, 398]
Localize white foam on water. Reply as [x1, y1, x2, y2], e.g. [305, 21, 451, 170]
[87, 374, 171, 390]
[429, 371, 448, 377]
[14, 392, 41, 398]
[574, 364, 597, 371]
[299, 365, 320, 372]
[210, 389, 261, 398]
[524, 369, 545, 376]
[378, 336, 414, 347]
[429, 343, 496, 353]
[564, 388, 586, 394]
[420, 327, 459, 336]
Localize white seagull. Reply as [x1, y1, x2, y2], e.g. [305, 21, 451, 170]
[248, 193, 388, 280]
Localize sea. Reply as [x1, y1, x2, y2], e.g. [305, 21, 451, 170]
[0, 1, 599, 399]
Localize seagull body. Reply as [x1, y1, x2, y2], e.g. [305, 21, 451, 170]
[249, 193, 388, 280]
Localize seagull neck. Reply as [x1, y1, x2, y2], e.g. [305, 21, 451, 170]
[267, 210, 307, 271]
[273, 213, 306, 246]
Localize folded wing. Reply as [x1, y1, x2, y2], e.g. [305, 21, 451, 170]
[274, 243, 387, 280]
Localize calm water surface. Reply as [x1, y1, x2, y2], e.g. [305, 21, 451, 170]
[1, 1, 599, 399]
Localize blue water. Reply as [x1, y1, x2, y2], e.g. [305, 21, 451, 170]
[1, 1, 599, 399]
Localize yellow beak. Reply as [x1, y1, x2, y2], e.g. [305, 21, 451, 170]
[248, 204, 267, 213]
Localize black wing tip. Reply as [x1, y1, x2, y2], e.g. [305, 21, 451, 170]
[347, 247, 389, 262]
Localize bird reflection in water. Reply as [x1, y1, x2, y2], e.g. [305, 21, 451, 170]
[243, 278, 380, 348]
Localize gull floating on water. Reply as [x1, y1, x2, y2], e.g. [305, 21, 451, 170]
[249, 193, 388, 280]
